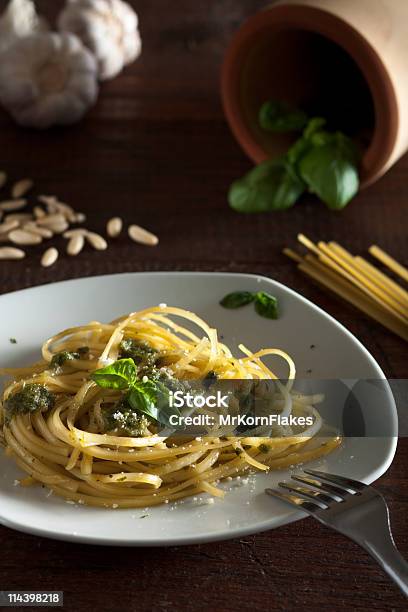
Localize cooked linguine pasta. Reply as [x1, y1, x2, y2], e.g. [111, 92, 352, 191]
[0, 306, 340, 508]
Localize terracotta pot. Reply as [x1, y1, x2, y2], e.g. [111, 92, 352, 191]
[221, 0, 408, 187]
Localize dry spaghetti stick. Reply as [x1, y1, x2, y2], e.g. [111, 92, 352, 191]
[283, 247, 303, 263]
[354, 257, 408, 307]
[369, 245, 408, 283]
[298, 258, 408, 342]
[318, 241, 408, 321]
[328, 243, 408, 308]
[297, 233, 321, 256]
[297, 235, 408, 325]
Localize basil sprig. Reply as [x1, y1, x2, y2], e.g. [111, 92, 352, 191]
[91, 358, 178, 425]
[220, 291, 278, 320]
[259, 100, 308, 133]
[228, 102, 360, 212]
[229, 157, 305, 213]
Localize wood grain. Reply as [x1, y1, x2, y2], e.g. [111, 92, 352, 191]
[0, 1, 407, 610]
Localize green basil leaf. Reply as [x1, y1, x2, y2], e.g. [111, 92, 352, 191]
[128, 382, 159, 421]
[254, 292, 279, 319]
[128, 380, 178, 425]
[333, 131, 360, 165]
[155, 381, 181, 426]
[299, 138, 359, 209]
[259, 100, 308, 133]
[220, 291, 255, 309]
[303, 117, 327, 140]
[287, 136, 312, 167]
[287, 118, 330, 168]
[91, 358, 137, 389]
[229, 158, 305, 213]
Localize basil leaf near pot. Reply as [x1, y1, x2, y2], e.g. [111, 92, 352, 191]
[259, 100, 308, 132]
[228, 99, 361, 212]
[228, 157, 306, 213]
[299, 133, 360, 210]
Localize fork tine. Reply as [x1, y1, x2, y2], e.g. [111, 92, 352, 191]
[303, 469, 365, 492]
[279, 482, 331, 507]
[292, 474, 346, 500]
[265, 488, 321, 512]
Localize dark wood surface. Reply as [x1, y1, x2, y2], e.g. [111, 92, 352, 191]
[0, 2, 407, 610]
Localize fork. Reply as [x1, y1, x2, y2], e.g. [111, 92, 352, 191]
[265, 469, 408, 597]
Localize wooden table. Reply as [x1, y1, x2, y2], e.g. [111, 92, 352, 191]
[0, 1, 407, 610]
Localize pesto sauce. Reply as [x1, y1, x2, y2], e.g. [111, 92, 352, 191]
[119, 338, 159, 376]
[50, 347, 89, 368]
[4, 383, 55, 423]
[102, 397, 152, 437]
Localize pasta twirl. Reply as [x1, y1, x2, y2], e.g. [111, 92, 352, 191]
[0, 306, 340, 508]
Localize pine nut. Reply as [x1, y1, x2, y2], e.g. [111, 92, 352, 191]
[9, 229, 43, 245]
[23, 222, 53, 239]
[128, 224, 159, 246]
[0, 219, 19, 234]
[37, 214, 69, 233]
[0, 246, 25, 260]
[73, 212, 86, 223]
[52, 201, 76, 221]
[63, 228, 88, 238]
[67, 233, 85, 256]
[50, 220, 69, 234]
[38, 195, 57, 206]
[86, 231, 107, 251]
[38, 196, 59, 215]
[12, 179, 33, 199]
[36, 213, 65, 225]
[41, 247, 58, 267]
[4, 213, 32, 224]
[34, 206, 46, 219]
[0, 171, 7, 189]
[0, 199, 27, 212]
[107, 217, 123, 238]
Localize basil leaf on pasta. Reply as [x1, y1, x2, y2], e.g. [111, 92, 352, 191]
[128, 381, 160, 421]
[91, 358, 137, 389]
[128, 380, 180, 426]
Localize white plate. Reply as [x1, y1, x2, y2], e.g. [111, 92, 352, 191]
[0, 273, 397, 546]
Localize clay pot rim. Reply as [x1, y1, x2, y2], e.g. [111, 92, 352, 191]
[221, 4, 399, 188]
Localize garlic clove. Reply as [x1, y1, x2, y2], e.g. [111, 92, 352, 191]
[0, 0, 49, 54]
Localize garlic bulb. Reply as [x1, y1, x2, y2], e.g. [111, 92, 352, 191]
[0, 0, 48, 53]
[0, 32, 99, 128]
[58, 0, 141, 81]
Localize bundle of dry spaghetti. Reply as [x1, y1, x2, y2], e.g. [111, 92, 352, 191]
[284, 236, 408, 342]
